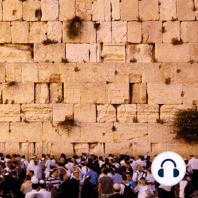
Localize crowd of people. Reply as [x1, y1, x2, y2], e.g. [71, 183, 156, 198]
[0, 152, 196, 198]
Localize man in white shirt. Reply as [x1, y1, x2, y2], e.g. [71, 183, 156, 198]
[146, 166, 155, 195]
[28, 170, 39, 184]
[188, 154, 198, 189]
[132, 165, 147, 184]
[44, 154, 51, 176]
[25, 182, 43, 198]
[38, 180, 51, 198]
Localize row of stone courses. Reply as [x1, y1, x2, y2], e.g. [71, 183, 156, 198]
[0, 0, 198, 21]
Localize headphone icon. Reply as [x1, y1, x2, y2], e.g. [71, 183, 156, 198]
[158, 159, 180, 178]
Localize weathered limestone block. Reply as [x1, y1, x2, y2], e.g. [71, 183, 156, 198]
[76, 2, 92, 21]
[23, 0, 41, 21]
[35, 83, 49, 104]
[160, 0, 176, 21]
[97, 104, 116, 123]
[132, 83, 147, 104]
[142, 63, 160, 83]
[53, 104, 73, 122]
[130, 73, 142, 83]
[129, 63, 144, 82]
[50, 83, 62, 103]
[181, 22, 198, 43]
[66, 44, 89, 63]
[155, 44, 190, 62]
[74, 104, 96, 123]
[102, 44, 125, 62]
[190, 44, 198, 62]
[139, 0, 159, 20]
[183, 83, 198, 105]
[115, 63, 130, 83]
[29, 22, 47, 43]
[112, 21, 127, 43]
[3, 82, 34, 104]
[120, 0, 138, 20]
[104, 0, 111, 21]
[97, 22, 111, 43]
[47, 22, 62, 43]
[0, 123, 9, 142]
[0, 1, 2, 21]
[11, 22, 29, 44]
[117, 104, 136, 123]
[163, 22, 180, 43]
[10, 122, 42, 142]
[0, 22, 11, 43]
[90, 44, 97, 62]
[80, 123, 113, 142]
[34, 44, 65, 63]
[59, 63, 76, 83]
[59, 0, 75, 21]
[142, 21, 162, 43]
[137, 104, 159, 123]
[0, 45, 33, 63]
[111, 0, 120, 20]
[22, 64, 38, 83]
[148, 83, 183, 104]
[80, 22, 96, 43]
[107, 83, 129, 104]
[0, 64, 5, 82]
[97, 43, 102, 62]
[177, 0, 195, 20]
[74, 144, 88, 156]
[161, 105, 196, 123]
[89, 143, 105, 157]
[0, 104, 20, 121]
[52, 143, 73, 157]
[128, 22, 142, 44]
[5, 143, 19, 155]
[41, 0, 59, 21]
[3, 0, 22, 21]
[22, 104, 52, 122]
[64, 82, 81, 104]
[126, 44, 153, 63]
[5, 63, 22, 82]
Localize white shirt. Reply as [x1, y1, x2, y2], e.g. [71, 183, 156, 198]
[38, 189, 51, 198]
[179, 180, 188, 198]
[25, 190, 44, 198]
[120, 183, 132, 195]
[137, 160, 147, 168]
[99, 160, 105, 168]
[51, 159, 56, 166]
[159, 185, 172, 192]
[65, 162, 74, 173]
[45, 159, 51, 174]
[146, 173, 155, 192]
[188, 157, 198, 170]
[81, 166, 88, 175]
[130, 161, 137, 171]
[137, 184, 153, 198]
[132, 171, 145, 182]
[31, 175, 39, 184]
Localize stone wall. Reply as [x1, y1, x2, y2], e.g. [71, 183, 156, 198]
[0, 0, 198, 159]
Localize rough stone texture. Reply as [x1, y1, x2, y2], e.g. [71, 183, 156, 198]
[189, 44, 198, 62]
[11, 22, 29, 44]
[97, 104, 116, 123]
[59, 63, 76, 83]
[137, 104, 159, 123]
[126, 44, 153, 63]
[120, 0, 138, 21]
[90, 44, 97, 62]
[160, 0, 177, 21]
[163, 22, 180, 43]
[0, 104, 20, 122]
[22, 64, 38, 83]
[49, 83, 62, 103]
[80, 22, 96, 43]
[139, 0, 159, 20]
[34, 44, 65, 63]
[53, 104, 73, 122]
[115, 63, 130, 83]
[128, 22, 142, 44]
[181, 22, 198, 43]
[111, 0, 120, 20]
[74, 104, 96, 123]
[97, 22, 111, 43]
[117, 104, 136, 123]
[59, 0, 75, 21]
[35, 83, 49, 104]
[3, 0, 22, 21]
[112, 21, 127, 43]
[0, 0, 2, 21]
[177, 0, 195, 20]
[0, 64, 5, 83]
[183, 83, 198, 105]
[3, 83, 34, 104]
[66, 44, 89, 63]
[148, 83, 183, 104]
[47, 22, 62, 43]
[142, 21, 162, 43]
[76, 1, 92, 21]
[21, 104, 52, 122]
[0, 123, 9, 142]
[64, 83, 81, 104]
[41, 0, 59, 21]
[0, 22, 11, 43]
[102, 44, 125, 62]
[5, 63, 22, 82]
[132, 83, 147, 104]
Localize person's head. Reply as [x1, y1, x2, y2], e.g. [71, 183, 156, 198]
[190, 154, 194, 159]
[25, 175, 31, 182]
[120, 161, 125, 167]
[32, 183, 39, 190]
[115, 169, 119, 174]
[103, 168, 108, 175]
[141, 156, 144, 161]
[28, 170, 34, 177]
[140, 177, 146, 185]
[50, 154, 54, 159]
[73, 171, 79, 179]
[6, 161, 11, 167]
[42, 154, 45, 158]
[60, 157, 65, 164]
[12, 161, 18, 167]
[12, 154, 16, 158]
[12, 171, 17, 177]
[136, 165, 142, 172]
[46, 154, 50, 160]
[113, 183, 120, 193]
[99, 156, 103, 161]
[22, 155, 25, 159]
[122, 175, 127, 183]
[10, 165, 15, 171]
[5, 173, 10, 180]
[146, 156, 150, 161]
[52, 169, 59, 178]
[126, 171, 131, 179]
[39, 180, 46, 189]
[72, 165, 77, 172]
[89, 164, 94, 170]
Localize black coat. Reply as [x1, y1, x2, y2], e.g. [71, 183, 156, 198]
[81, 180, 94, 198]
[109, 193, 125, 198]
[61, 178, 79, 198]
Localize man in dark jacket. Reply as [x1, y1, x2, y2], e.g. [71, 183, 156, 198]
[109, 183, 125, 198]
[81, 176, 94, 198]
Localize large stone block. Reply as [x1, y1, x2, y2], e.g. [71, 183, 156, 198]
[53, 104, 73, 122]
[183, 83, 198, 105]
[34, 44, 65, 63]
[120, 0, 138, 20]
[111, 0, 120, 20]
[0, 64, 5, 83]
[5, 63, 22, 82]
[181, 22, 198, 43]
[137, 104, 159, 123]
[148, 83, 183, 104]
[107, 83, 129, 104]
[97, 22, 111, 43]
[0, 22, 11, 43]
[163, 22, 180, 43]
[59, 0, 75, 21]
[47, 22, 62, 43]
[132, 83, 147, 104]
[22, 64, 38, 83]
[41, 0, 59, 21]
[76, 1, 92, 21]
[52, 143, 73, 157]
[3, 82, 34, 104]
[160, 0, 176, 21]
[0, 44, 33, 63]
[160, 105, 196, 123]
[21, 104, 52, 122]
[117, 104, 136, 123]
[35, 83, 49, 104]
[11, 22, 29, 44]
[189, 44, 198, 62]
[0, 0, 2, 21]
[97, 104, 116, 123]
[74, 104, 96, 123]
[112, 21, 127, 43]
[126, 44, 153, 63]
[0, 104, 20, 122]
[66, 44, 89, 63]
[102, 44, 125, 62]
[142, 21, 162, 43]
[29, 22, 47, 43]
[142, 63, 160, 83]
[115, 63, 130, 83]
[59, 63, 76, 83]
[80, 22, 96, 43]
[128, 22, 142, 44]
[5, 143, 19, 155]
[90, 44, 97, 62]
[10, 122, 42, 142]
[139, 0, 159, 20]
[49, 83, 62, 103]
[3, 0, 22, 21]
[0, 123, 9, 142]
[177, 0, 195, 20]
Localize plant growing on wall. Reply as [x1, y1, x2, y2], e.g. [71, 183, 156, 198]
[159, 26, 167, 33]
[112, 125, 116, 132]
[61, 58, 69, 63]
[94, 22, 101, 30]
[165, 77, 171, 85]
[156, 118, 164, 124]
[58, 116, 76, 133]
[171, 38, 183, 45]
[173, 109, 198, 142]
[7, 81, 16, 86]
[67, 16, 82, 39]
[130, 57, 137, 63]
[42, 39, 58, 45]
